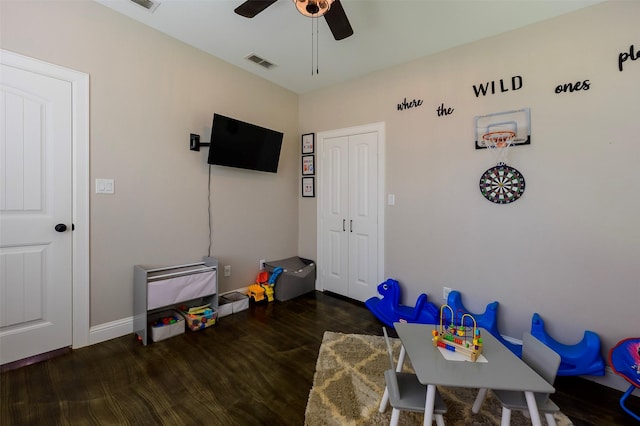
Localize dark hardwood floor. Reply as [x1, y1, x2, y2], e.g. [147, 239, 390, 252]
[2, 291, 638, 425]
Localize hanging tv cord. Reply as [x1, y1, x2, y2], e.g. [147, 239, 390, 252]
[207, 164, 213, 258]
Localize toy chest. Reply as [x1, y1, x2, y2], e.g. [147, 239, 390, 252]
[178, 304, 218, 331]
[148, 310, 185, 342]
[265, 257, 316, 302]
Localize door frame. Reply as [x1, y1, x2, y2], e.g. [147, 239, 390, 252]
[315, 121, 385, 298]
[1, 49, 90, 349]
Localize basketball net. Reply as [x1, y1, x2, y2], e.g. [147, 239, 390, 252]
[483, 131, 515, 166]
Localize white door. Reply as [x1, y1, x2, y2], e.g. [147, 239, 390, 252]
[347, 132, 379, 301]
[319, 136, 349, 294]
[318, 123, 384, 302]
[0, 63, 73, 364]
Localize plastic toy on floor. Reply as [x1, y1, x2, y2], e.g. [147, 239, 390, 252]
[247, 282, 266, 302]
[364, 279, 439, 328]
[530, 313, 605, 376]
[268, 267, 283, 286]
[248, 268, 283, 303]
[248, 271, 270, 302]
[609, 337, 640, 422]
[445, 290, 522, 357]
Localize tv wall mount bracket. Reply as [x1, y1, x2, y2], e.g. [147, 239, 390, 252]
[189, 133, 210, 151]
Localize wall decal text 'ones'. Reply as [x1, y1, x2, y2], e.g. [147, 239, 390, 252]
[555, 80, 590, 94]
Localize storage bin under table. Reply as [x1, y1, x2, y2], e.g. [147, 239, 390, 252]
[179, 305, 218, 331]
[219, 292, 249, 317]
[218, 298, 233, 318]
[148, 310, 185, 342]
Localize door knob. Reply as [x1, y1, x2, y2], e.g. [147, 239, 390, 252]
[55, 223, 67, 232]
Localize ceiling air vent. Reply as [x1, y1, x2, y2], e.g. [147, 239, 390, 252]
[246, 54, 277, 70]
[130, 0, 160, 13]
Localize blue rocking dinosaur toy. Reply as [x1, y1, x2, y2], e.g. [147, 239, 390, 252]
[365, 279, 439, 328]
[531, 313, 605, 376]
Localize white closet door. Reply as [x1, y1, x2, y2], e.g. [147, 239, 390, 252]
[318, 124, 383, 303]
[347, 131, 379, 302]
[319, 135, 349, 295]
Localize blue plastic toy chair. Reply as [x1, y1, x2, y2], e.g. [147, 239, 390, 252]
[530, 313, 605, 376]
[609, 337, 640, 422]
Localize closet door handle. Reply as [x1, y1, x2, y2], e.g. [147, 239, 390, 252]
[343, 219, 346, 232]
[350, 220, 353, 232]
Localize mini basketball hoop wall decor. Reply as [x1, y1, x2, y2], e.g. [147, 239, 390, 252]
[476, 109, 530, 204]
[475, 108, 530, 150]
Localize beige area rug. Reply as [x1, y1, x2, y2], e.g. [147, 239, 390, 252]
[305, 331, 573, 426]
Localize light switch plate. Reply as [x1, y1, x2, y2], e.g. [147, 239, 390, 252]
[96, 178, 115, 194]
[387, 194, 395, 205]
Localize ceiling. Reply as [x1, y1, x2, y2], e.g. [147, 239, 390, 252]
[95, 0, 603, 94]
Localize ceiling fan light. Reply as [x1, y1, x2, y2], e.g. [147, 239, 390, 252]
[294, 0, 333, 18]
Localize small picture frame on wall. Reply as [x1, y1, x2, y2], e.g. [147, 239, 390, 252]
[301, 133, 315, 154]
[302, 155, 315, 176]
[302, 177, 315, 197]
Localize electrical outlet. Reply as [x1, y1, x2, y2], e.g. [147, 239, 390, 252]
[259, 259, 266, 270]
[224, 265, 231, 277]
[443, 286, 452, 300]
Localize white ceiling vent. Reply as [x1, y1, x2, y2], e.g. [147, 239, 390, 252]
[130, 0, 160, 13]
[246, 54, 277, 70]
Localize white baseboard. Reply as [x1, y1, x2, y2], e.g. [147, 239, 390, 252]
[586, 366, 639, 396]
[88, 288, 250, 345]
[220, 287, 249, 296]
[89, 316, 134, 345]
[500, 334, 638, 397]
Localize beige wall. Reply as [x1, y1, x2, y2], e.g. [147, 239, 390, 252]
[1, 0, 638, 359]
[299, 0, 639, 354]
[1, 0, 299, 326]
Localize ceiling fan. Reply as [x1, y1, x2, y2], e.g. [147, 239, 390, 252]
[234, 0, 354, 41]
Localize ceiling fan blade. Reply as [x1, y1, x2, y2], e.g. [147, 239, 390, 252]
[234, 0, 279, 18]
[324, 0, 353, 40]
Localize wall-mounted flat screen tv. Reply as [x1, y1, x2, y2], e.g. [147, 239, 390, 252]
[207, 113, 283, 173]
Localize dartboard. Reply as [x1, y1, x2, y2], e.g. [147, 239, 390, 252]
[479, 164, 525, 204]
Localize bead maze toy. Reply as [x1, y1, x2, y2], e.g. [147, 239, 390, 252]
[446, 290, 522, 357]
[365, 279, 439, 328]
[531, 313, 605, 376]
[432, 304, 483, 361]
